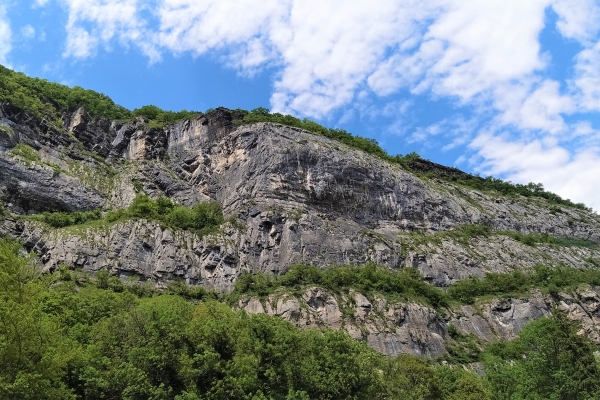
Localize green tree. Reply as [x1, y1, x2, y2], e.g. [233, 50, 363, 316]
[0, 239, 76, 399]
[484, 310, 600, 400]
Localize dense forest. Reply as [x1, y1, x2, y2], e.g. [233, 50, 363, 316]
[1, 238, 600, 399]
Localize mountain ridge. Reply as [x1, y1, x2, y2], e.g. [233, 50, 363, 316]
[1, 67, 600, 360]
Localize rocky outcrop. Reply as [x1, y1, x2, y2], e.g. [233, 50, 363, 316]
[1, 106, 599, 288]
[0, 154, 104, 213]
[239, 285, 600, 357]
[1, 104, 600, 356]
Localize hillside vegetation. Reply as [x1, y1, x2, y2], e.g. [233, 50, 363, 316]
[233, 263, 600, 308]
[2, 238, 600, 400]
[26, 194, 224, 234]
[0, 65, 198, 127]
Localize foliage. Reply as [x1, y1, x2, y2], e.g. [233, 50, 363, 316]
[443, 325, 483, 364]
[434, 366, 492, 400]
[29, 194, 224, 235]
[483, 310, 600, 400]
[235, 262, 600, 308]
[447, 264, 600, 304]
[0, 65, 199, 129]
[132, 105, 200, 128]
[0, 240, 489, 399]
[125, 194, 224, 234]
[0, 239, 76, 399]
[32, 209, 102, 228]
[167, 280, 219, 301]
[0, 199, 6, 216]
[0, 64, 130, 121]
[232, 264, 448, 308]
[10, 143, 41, 165]
[2, 239, 600, 399]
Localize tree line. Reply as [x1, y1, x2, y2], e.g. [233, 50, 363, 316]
[1, 238, 600, 399]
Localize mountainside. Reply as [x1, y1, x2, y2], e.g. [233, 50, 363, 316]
[1, 70, 600, 360]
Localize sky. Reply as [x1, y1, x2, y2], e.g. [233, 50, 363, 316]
[1, 0, 600, 210]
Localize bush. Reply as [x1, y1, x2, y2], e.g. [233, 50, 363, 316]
[40, 209, 102, 228]
[107, 276, 124, 292]
[447, 264, 600, 304]
[483, 311, 600, 400]
[127, 193, 158, 218]
[10, 143, 41, 164]
[232, 264, 448, 308]
[105, 208, 127, 222]
[132, 105, 200, 127]
[96, 270, 109, 289]
[167, 280, 217, 301]
[30, 194, 224, 234]
[0, 64, 130, 121]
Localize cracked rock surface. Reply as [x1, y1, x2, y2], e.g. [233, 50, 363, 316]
[1, 104, 600, 355]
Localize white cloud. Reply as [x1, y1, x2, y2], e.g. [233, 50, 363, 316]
[492, 79, 574, 135]
[0, 5, 11, 66]
[552, 0, 600, 44]
[63, 26, 98, 58]
[470, 132, 600, 210]
[422, 0, 550, 99]
[21, 24, 35, 39]
[58, 0, 556, 120]
[33, 0, 50, 7]
[572, 40, 600, 113]
[62, 0, 147, 59]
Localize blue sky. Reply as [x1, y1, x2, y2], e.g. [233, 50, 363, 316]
[1, 0, 600, 209]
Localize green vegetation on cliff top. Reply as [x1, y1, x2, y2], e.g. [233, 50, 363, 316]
[0, 64, 590, 211]
[0, 64, 198, 127]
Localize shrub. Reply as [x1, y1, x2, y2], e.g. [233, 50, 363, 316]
[40, 209, 102, 228]
[127, 193, 158, 218]
[96, 270, 109, 289]
[447, 264, 600, 304]
[105, 208, 127, 222]
[10, 143, 41, 164]
[232, 264, 448, 308]
[132, 105, 200, 127]
[107, 276, 124, 292]
[156, 197, 175, 215]
[30, 194, 224, 235]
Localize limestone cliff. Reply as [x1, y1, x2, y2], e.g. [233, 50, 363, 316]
[1, 102, 599, 356]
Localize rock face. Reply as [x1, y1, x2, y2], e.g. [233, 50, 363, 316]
[1, 103, 600, 356]
[239, 285, 600, 358]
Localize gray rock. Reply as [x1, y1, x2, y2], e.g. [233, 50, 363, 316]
[2, 105, 600, 356]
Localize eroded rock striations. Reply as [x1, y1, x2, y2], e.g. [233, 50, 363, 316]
[1, 103, 600, 356]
